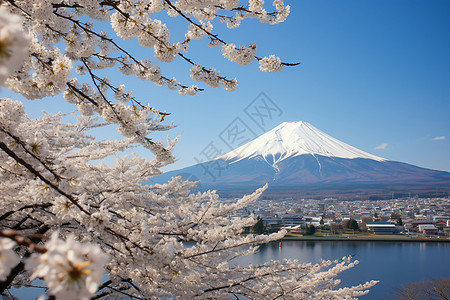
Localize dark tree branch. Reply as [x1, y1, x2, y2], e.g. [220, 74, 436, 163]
[0, 203, 52, 222]
[0, 142, 90, 215]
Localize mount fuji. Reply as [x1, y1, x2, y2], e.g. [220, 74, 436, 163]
[154, 121, 450, 199]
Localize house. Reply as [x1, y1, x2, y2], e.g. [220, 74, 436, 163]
[410, 219, 434, 229]
[418, 224, 437, 235]
[435, 220, 447, 231]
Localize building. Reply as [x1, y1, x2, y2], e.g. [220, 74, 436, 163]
[418, 224, 437, 235]
[366, 222, 396, 234]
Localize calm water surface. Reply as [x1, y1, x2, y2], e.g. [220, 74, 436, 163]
[241, 240, 450, 299]
[12, 241, 450, 299]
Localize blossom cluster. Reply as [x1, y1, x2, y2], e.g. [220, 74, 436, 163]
[0, 97, 24, 133]
[0, 238, 20, 281]
[7, 39, 72, 99]
[190, 63, 238, 91]
[0, 7, 30, 86]
[259, 54, 284, 72]
[222, 43, 257, 66]
[26, 233, 109, 300]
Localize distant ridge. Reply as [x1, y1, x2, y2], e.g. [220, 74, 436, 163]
[153, 122, 450, 200]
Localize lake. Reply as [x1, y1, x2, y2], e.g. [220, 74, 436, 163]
[11, 240, 450, 299]
[240, 240, 450, 299]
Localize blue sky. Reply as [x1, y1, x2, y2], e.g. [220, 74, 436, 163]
[3, 1, 449, 172]
[155, 0, 450, 172]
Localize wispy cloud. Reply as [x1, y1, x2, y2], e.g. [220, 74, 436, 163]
[375, 143, 388, 150]
[432, 136, 446, 141]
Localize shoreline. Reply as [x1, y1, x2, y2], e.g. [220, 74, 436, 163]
[282, 235, 450, 243]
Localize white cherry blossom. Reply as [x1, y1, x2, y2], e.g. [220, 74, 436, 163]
[259, 54, 284, 72]
[0, 7, 30, 85]
[26, 233, 109, 300]
[0, 238, 20, 281]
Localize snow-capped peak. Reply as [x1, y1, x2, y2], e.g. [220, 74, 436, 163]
[219, 121, 386, 163]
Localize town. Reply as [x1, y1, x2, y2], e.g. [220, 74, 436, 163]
[237, 196, 450, 238]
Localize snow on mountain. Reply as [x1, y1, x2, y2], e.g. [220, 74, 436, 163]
[219, 121, 386, 164]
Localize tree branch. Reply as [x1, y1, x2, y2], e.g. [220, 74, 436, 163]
[0, 142, 90, 215]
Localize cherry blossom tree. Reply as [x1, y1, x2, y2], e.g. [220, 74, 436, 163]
[0, 1, 377, 299]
